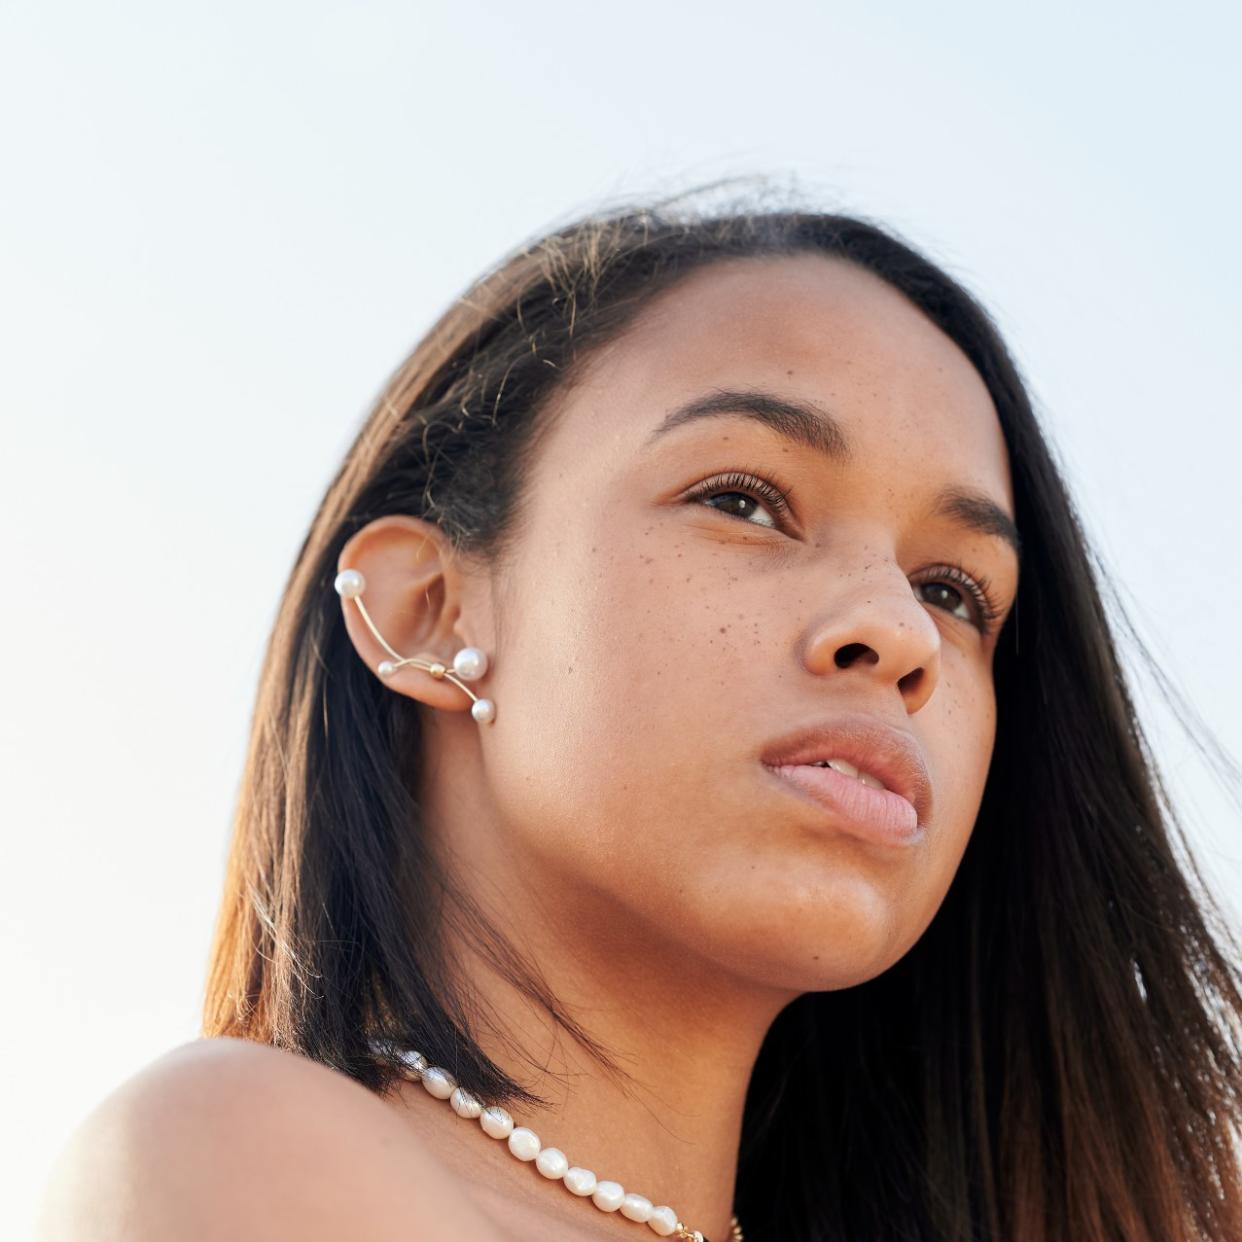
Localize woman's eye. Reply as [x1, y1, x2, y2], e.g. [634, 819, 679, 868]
[917, 580, 973, 625]
[700, 489, 779, 528]
[685, 471, 792, 530]
[914, 568, 1002, 634]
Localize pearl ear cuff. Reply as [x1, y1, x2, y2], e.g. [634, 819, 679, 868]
[333, 568, 496, 724]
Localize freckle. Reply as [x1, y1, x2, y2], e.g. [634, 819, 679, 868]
[719, 626, 728, 634]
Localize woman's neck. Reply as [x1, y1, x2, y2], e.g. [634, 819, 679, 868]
[408, 867, 794, 1241]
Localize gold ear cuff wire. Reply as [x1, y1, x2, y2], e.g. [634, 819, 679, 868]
[333, 568, 496, 725]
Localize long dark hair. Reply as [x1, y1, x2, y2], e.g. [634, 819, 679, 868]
[202, 189, 1242, 1240]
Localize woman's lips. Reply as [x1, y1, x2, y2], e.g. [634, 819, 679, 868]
[763, 761, 924, 846]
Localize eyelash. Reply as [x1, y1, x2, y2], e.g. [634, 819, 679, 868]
[683, 468, 1005, 634]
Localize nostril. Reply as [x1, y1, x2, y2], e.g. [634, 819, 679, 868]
[834, 642, 878, 668]
[898, 667, 928, 694]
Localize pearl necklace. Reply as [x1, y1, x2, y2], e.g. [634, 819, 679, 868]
[371, 1041, 743, 1242]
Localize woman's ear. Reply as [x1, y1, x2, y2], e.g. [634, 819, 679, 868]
[334, 514, 482, 718]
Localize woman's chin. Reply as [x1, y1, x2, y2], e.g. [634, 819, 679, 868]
[675, 884, 922, 996]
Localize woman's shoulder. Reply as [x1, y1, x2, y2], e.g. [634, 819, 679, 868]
[35, 1035, 504, 1241]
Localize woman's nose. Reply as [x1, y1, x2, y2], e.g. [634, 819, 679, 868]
[799, 567, 942, 715]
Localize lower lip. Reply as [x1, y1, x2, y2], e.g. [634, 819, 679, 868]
[763, 762, 924, 847]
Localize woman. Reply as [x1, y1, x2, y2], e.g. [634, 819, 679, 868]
[39, 197, 1242, 1241]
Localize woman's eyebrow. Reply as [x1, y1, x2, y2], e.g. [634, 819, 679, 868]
[642, 386, 1022, 563]
[643, 387, 852, 463]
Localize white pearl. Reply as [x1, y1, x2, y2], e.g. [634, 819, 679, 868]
[563, 1167, 597, 1196]
[535, 1147, 568, 1179]
[471, 697, 496, 724]
[396, 1049, 427, 1078]
[450, 1087, 482, 1119]
[334, 569, 365, 598]
[378, 660, 396, 678]
[621, 1193, 654, 1222]
[451, 646, 489, 681]
[420, 1066, 456, 1100]
[479, 1105, 514, 1139]
[592, 1180, 625, 1212]
[507, 1127, 541, 1161]
[648, 1205, 678, 1235]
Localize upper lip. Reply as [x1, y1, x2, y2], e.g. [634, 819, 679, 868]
[759, 712, 934, 824]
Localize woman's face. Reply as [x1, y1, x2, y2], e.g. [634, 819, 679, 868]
[448, 254, 1019, 994]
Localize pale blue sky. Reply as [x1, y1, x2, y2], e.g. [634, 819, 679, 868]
[4, 2, 1240, 1234]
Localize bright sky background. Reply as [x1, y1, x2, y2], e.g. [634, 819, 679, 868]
[4, 1, 1239, 1235]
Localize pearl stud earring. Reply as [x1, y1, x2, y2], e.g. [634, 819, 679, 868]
[333, 568, 496, 725]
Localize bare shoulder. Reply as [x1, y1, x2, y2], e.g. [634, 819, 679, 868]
[35, 1035, 504, 1242]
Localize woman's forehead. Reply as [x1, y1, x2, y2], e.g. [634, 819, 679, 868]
[549, 253, 1012, 507]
